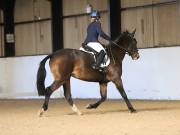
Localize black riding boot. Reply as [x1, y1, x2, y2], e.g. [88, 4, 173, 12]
[92, 50, 106, 70]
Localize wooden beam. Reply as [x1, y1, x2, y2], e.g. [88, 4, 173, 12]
[0, 0, 5, 10]
[109, 0, 121, 39]
[121, 0, 177, 11]
[4, 0, 16, 57]
[51, 0, 63, 51]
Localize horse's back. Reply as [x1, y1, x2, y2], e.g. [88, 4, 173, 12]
[51, 48, 87, 57]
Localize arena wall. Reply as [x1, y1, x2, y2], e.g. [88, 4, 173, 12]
[0, 47, 180, 100]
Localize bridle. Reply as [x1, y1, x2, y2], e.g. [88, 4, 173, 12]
[111, 41, 130, 54]
[106, 39, 138, 64]
[110, 41, 138, 55]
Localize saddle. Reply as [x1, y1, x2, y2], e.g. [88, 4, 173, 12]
[80, 44, 110, 71]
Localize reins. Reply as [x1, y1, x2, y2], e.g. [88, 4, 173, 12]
[106, 31, 138, 65]
[106, 41, 129, 65]
[111, 41, 130, 54]
[106, 41, 138, 65]
[106, 44, 116, 64]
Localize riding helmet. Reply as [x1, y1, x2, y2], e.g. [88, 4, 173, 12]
[90, 10, 100, 18]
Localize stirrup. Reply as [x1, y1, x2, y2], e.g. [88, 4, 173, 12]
[92, 64, 105, 72]
[92, 64, 98, 70]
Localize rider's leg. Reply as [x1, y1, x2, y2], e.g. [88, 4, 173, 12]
[93, 50, 106, 70]
[83, 42, 106, 70]
[82, 44, 98, 55]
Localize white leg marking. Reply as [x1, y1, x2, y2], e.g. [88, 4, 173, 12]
[72, 104, 82, 115]
[38, 108, 45, 117]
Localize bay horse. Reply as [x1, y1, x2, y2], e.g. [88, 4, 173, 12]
[37, 30, 140, 116]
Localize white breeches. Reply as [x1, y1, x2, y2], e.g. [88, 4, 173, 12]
[87, 42, 105, 53]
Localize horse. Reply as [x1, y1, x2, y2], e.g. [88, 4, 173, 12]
[36, 30, 140, 116]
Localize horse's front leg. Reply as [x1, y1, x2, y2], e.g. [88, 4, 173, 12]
[113, 78, 136, 113]
[86, 82, 107, 109]
[63, 79, 82, 115]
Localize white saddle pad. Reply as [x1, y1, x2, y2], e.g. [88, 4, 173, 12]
[79, 42, 110, 68]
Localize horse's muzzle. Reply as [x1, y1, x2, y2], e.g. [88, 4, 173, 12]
[132, 52, 140, 60]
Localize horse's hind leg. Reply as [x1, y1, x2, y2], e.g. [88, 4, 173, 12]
[63, 79, 82, 115]
[86, 82, 107, 109]
[114, 78, 136, 113]
[39, 80, 62, 117]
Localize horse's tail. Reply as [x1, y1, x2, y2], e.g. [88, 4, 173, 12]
[36, 54, 52, 96]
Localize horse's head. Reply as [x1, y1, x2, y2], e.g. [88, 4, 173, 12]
[115, 29, 140, 60]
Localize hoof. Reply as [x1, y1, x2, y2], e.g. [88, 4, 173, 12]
[77, 111, 83, 116]
[38, 108, 45, 117]
[130, 108, 137, 113]
[72, 104, 83, 116]
[86, 104, 92, 109]
[86, 104, 97, 109]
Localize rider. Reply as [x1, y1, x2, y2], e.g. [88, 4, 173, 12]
[82, 10, 111, 70]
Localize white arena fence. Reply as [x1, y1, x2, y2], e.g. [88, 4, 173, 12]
[0, 47, 180, 100]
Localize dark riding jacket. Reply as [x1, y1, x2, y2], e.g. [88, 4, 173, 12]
[84, 21, 111, 44]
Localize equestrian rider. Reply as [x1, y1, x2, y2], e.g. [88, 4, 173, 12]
[82, 10, 111, 70]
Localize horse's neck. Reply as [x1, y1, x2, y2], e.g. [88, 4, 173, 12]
[110, 45, 126, 62]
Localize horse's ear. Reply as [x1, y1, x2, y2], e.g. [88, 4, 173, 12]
[131, 29, 136, 37]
